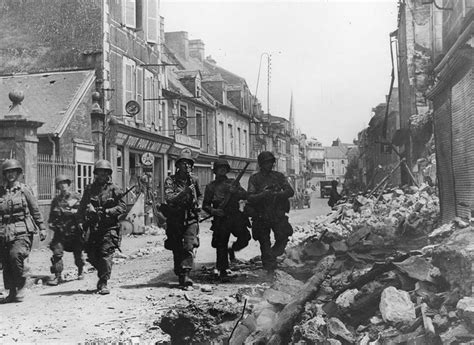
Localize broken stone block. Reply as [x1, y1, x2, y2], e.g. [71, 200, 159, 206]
[394, 256, 436, 283]
[456, 297, 474, 327]
[428, 223, 454, 242]
[327, 317, 355, 343]
[440, 323, 474, 344]
[263, 288, 291, 307]
[255, 307, 277, 331]
[335, 289, 358, 309]
[271, 270, 304, 296]
[432, 314, 448, 332]
[379, 286, 416, 324]
[431, 227, 474, 296]
[331, 240, 348, 253]
[302, 240, 330, 258]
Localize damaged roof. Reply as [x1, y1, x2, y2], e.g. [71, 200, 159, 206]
[0, 69, 95, 137]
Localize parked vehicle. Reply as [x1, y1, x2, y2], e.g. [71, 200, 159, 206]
[320, 181, 333, 198]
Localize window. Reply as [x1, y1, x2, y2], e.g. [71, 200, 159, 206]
[238, 128, 242, 156]
[117, 147, 123, 168]
[332, 161, 334, 167]
[77, 163, 93, 195]
[196, 109, 203, 147]
[136, 66, 143, 123]
[180, 103, 188, 135]
[243, 129, 248, 157]
[218, 121, 224, 154]
[341, 160, 345, 164]
[326, 161, 329, 167]
[124, 57, 136, 106]
[124, 0, 136, 28]
[381, 144, 392, 154]
[144, 70, 154, 126]
[146, 0, 159, 43]
[228, 124, 234, 155]
[331, 168, 335, 175]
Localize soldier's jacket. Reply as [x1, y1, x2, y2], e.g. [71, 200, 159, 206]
[0, 183, 46, 237]
[163, 173, 201, 220]
[77, 181, 127, 229]
[247, 171, 294, 218]
[202, 176, 246, 216]
[48, 191, 81, 236]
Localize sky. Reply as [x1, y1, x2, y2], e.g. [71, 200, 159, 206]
[160, 0, 399, 146]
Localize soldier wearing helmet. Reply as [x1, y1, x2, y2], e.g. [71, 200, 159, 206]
[0, 159, 47, 303]
[162, 148, 202, 288]
[47, 174, 84, 286]
[202, 159, 250, 281]
[247, 151, 294, 274]
[77, 159, 126, 295]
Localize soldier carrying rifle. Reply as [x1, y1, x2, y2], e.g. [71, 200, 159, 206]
[202, 159, 250, 281]
[77, 160, 127, 295]
[247, 151, 294, 274]
[47, 174, 84, 286]
[162, 148, 202, 288]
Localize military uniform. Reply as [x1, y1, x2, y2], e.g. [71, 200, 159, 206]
[77, 180, 126, 290]
[163, 172, 201, 281]
[48, 190, 84, 280]
[247, 164, 294, 271]
[202, 175, 250, 275]
[0, 183, 46, 298]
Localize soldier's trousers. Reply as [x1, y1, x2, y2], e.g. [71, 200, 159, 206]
[85, 228, 120, 283]
[165, 219, 199, 276]
[50, 232, 85, 274]
[251, 215, 293, 271]
[1, 234, 32, 290]
[211, 215, 250, 271]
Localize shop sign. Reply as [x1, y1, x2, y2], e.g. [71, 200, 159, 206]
[116, 132, 165, 153]
[141, 152, 155, 166]
[175, 133, 200, 148]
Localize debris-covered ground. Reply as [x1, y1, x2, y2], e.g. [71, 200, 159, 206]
[156, 183, 474, 344]
[1, 190, 473, 344]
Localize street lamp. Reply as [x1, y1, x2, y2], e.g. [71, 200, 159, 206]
[255, 51, 281, 115]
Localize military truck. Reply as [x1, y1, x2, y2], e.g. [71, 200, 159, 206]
[320, 181, 333, 198]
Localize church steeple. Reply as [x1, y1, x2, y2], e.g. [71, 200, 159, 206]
[289, 92, 295, 136]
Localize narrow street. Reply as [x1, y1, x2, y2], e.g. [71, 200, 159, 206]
[0, 193, 327, 343]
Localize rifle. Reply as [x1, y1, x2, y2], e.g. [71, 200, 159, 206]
[83, 185, 136, 250]
[198, 161, 250, 224]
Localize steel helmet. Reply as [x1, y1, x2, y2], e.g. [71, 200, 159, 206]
[257, 151, 276, 165]
[55, 174, 72, 186]
[2, 159, 23, 173]
[213, 158, 231, 172]
[176, 148, 194, 166]
[93, 159, 113, 174]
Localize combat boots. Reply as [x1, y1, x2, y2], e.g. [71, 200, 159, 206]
[2, 289, 16, 303]
[179, 271, 193, 287]
[15, 286, 26, 302]
[48, 273, 63, 286]
[97, 279, 110, 295]
[77, 266, 84, 280]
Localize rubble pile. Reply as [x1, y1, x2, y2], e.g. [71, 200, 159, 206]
[290, 183, 440, 249]
[156, 183, 474, 344]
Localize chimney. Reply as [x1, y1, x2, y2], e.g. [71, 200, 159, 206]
[164, 31, 189, 60]
[189, 39, 205, 61]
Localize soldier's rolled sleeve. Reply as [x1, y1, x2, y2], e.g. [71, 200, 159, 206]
[23, 185, 47, 231]
[202, 185, 214, 215]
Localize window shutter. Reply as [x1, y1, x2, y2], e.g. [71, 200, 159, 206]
[146, 0, 158, 43]
[124, 0, 136, 28]
[136, 67, 144, 122]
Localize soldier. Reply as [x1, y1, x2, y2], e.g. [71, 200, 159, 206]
[202, 159, 250, 280]
[0, 159, 47, 303]
[77, 159, 126, 295]
[47, 174, 84, 286]
[247, 151, 294, 273]
[162, 148, 201, 288]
